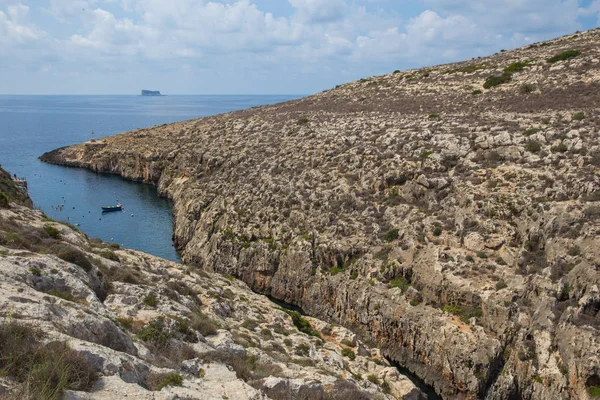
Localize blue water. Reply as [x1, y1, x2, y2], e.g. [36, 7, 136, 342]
[0, 95, 300, 261]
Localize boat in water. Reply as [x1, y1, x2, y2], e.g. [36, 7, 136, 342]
[101, 203, 122, 212]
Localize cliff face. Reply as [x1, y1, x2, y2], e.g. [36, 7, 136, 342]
[42, 29, 600, 399]
[0, 164, 414, 399]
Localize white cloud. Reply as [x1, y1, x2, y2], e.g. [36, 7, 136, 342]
[0, 3, 45, 45]
[289, 0, 347, 23]
[0, 0, 595, 94]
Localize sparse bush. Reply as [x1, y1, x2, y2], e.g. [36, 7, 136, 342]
[504, 61, 529, 73]
[471, 89, 482, 95]
[279, 309, 320, 338]
[242, 318, 260, 331]
[341, 348, 356, 361]
[588, 386, 600, 397]
[520, 83, 536, 94]
[99, 250, 119, 261]
[330, 267, 344, 276]
[547, 49, 580, 63]
[55, 246, 93, 272]
[296, 117, 310, 125]
[191, 311, 218, 336]
[143, 292, 158, 307]
[551, 142, 568, 153]
[572, 112, 585, 121]
[383, 229, 399, 242]
[389, 276, 411, 293]
[0, 320, 96, 398]
[0, 192, 9, 208]
[483, 72, 512, 89]
[525, 139, 542, 153]
[43, 225, 61, 239]
[524, 128, 541, 136]
[442, 304, 483, 323]
[367, 374, 380, 384]
[429, 114, 440, 119]
[146, 372, 183, 391]
[200, 351, 282, 381]
[495, 281, 508, 290]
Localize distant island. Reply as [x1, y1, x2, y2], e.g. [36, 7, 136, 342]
[141, 90, 162, 96]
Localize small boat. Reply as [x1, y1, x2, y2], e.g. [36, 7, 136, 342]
[101, 203, 122, 212]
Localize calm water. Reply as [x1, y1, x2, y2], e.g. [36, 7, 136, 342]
[0, 95, 300, 261]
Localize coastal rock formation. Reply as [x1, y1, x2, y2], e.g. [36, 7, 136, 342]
[42, 30, 600, 399]
[0, 166, 417, 399]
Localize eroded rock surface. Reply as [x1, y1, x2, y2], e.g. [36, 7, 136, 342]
[41, 30, 600, 399]
[0, 170, 411, 399]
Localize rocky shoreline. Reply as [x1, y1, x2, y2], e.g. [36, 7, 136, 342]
[1, 165, 423, 399]
[40, 29, 600, 399]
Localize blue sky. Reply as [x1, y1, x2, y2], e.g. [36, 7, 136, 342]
[0, 0, 598, 95]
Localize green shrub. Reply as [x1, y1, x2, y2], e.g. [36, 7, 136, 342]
[446, 64, 490, 74]
[143, 292, 158, 307]
[116, 317, 134, 331]
[383, 229, 399, 242]
[0, 321, 96, 398]
[56, 247, 93, 272]
[381, 380, 391, 394]
[43, 225, 61, 239]
[429, 113, 440, 119]
[367, 374, 379, 384]
[146, 372, 183, 391]
[471, 89, 482, 95]
[242, 319, 259, 330]
[520, 83, 536, 94]
[191, 311, 218, 336]
[297, 117, 310, 125]
[572, 112, 585, 121]
[483, 73, 512, 89]
[137, 317, 171, 348]
[495, 281, 508, 290]
[99, 250, 119, 261]
[389, 276, 411, 293]
[0, 192, 8, 208]
[295, 343, 310, 357]
[442, 304, 483, 323]
[588, 386, 600, 397]
[524, 128, 541, 136]
[30, 267, 42, 276]
[547, 49, 580, 63]
[465, 255, 474, 262]
[341, 348, 356, 361]
[525, 139, 542, 153]
[330, 267, 344, 276]
[504, 61, 529, 73]
[279, 309, 320, 338]
[551, 142, 568, 153]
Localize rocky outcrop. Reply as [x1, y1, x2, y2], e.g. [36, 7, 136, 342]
[41, 29, 600, 399]
[0, 170, 418, 399]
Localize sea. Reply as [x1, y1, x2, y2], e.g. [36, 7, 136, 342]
[0, 95, 301, 262]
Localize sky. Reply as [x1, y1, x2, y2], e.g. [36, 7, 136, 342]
[0, 0, 599, 95]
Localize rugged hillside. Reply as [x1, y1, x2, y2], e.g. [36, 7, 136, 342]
[0, 167, 419, 399]
[42, 29, 600, 399]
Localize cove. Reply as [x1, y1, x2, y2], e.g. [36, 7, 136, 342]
[0, 94, 300, 262]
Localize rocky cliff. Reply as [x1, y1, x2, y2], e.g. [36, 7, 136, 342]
[0, 166, 421, 399]
[42, 29, 600, 399]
